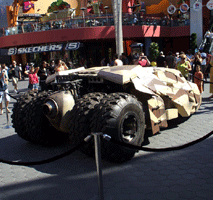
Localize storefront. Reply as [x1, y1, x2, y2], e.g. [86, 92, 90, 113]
[7, 42, 82, 66]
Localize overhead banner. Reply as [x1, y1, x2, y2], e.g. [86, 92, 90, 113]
[8, 42, 81, 56]
[206, 0, 213, 10]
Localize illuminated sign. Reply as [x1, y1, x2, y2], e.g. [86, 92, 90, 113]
[8, 42, 81, 55]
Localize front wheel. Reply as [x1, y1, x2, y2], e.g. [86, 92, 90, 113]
[90, 93, 146, 162]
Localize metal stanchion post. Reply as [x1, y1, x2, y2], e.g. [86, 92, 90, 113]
[3, 91, 12, 129]
[84, 133, 111, 200]
[92, 132, 104, 200]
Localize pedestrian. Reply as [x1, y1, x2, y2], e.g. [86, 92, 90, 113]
[23, 63, 29, 80]
[48, 60, 55, 75]
[114, 54, 123, 66]
[191, 52, 202, 80]
[200, 50, 207, 80]
[11, 61, 21, 93]
[68, 60, 74, 69]
[24, 63, 30, 72]
[121, 53, 129, 65]
[132, 52, 139, 64]
[186, 49, 194, 66]
[175, 52, 180, 64]
[38, 61, 48, 91]
[176, 54, 192, 80]
[208, 52, 213, 98]
[156, 51, 166, 67]
[186, 50, 194, 81]
[138, 52, 150, 67]
[110, 58, 114, 66]
[19, 63, 24, 80]
[0, 64, 10, 114]
[203, 30, 211, 53]
[194, 65, 203, 93]
[25, 64, 39, 91]
[100, 58, 106, 66]
[1, 63, 9, 77]
[54, 59, 68, 72]
[205, 53, 212, 80]
[165, 51, 175, 68]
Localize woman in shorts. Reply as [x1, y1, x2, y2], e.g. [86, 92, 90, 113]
[0, 64, 10, 114]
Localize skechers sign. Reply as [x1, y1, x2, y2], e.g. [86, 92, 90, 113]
[8, 42, 80, 55]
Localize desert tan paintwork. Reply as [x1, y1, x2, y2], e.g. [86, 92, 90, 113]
[43, 90, 75, 133]
[45, 65, 201, 134]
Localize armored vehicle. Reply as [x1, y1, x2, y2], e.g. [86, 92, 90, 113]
[12, 65, 201, 162]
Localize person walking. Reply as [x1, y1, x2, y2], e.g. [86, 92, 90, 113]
[121, 53, 129, 65]
[191, 52, 202, 81]
[100, 58, 106, 66]
[176, 54, 192, 80]
[200, 50, 207, 79]
[165, 51, 175, 68]
[11, 61, 21, 93]
[0, 64, 11, 114]
[38, 61, 48, 91]
[48, 60, 55, 75]
[156, 51, 166, 67]
[114, 54, 123, 66]
[175, 52, 180, 64]
[208, 52, 213, 98]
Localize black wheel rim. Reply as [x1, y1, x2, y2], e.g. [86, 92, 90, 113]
[120, 112, 139, 143]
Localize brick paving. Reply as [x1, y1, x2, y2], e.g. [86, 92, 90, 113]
[0, 79, 212, 200]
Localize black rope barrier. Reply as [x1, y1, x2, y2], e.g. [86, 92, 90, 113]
[190, 73, 213, 84]
[0, 90, 18, 101]
[0, 128, 212, 166]
[104, 130, 213, 152]
[0, 141, 85, 166]
[6, 92, 18, 100]
[0, 72, 212, 167]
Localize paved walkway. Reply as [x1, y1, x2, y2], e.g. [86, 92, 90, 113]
[0, 79, 212, 200]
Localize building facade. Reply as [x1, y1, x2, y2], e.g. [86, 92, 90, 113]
[0, 0, 211, 66]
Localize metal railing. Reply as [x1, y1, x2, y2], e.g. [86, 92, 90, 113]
[0, 13, 190, 37]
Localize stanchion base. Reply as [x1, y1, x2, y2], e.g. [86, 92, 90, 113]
[3, 125, 13, 129]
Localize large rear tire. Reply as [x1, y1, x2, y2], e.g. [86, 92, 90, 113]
[24, 91, 68, 146]
[11, 91, 38, 141]
[69, 92, 106, 146]
[90, 93, 146, 162]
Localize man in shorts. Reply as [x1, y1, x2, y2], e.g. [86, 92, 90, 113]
[11, 61, 21, 93]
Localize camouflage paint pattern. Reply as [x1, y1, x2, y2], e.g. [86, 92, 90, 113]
[48, 65, 201, 134]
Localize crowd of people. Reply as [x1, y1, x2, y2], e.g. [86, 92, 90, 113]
[0, 48, 213, 115]
[0, 59, 74, 114]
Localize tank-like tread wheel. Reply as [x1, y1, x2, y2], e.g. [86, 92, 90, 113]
[11, 91, 38, 141]
[90, 93, 146, 162]
[69, 92, 107, 146]
[24, 91, 68, 146]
